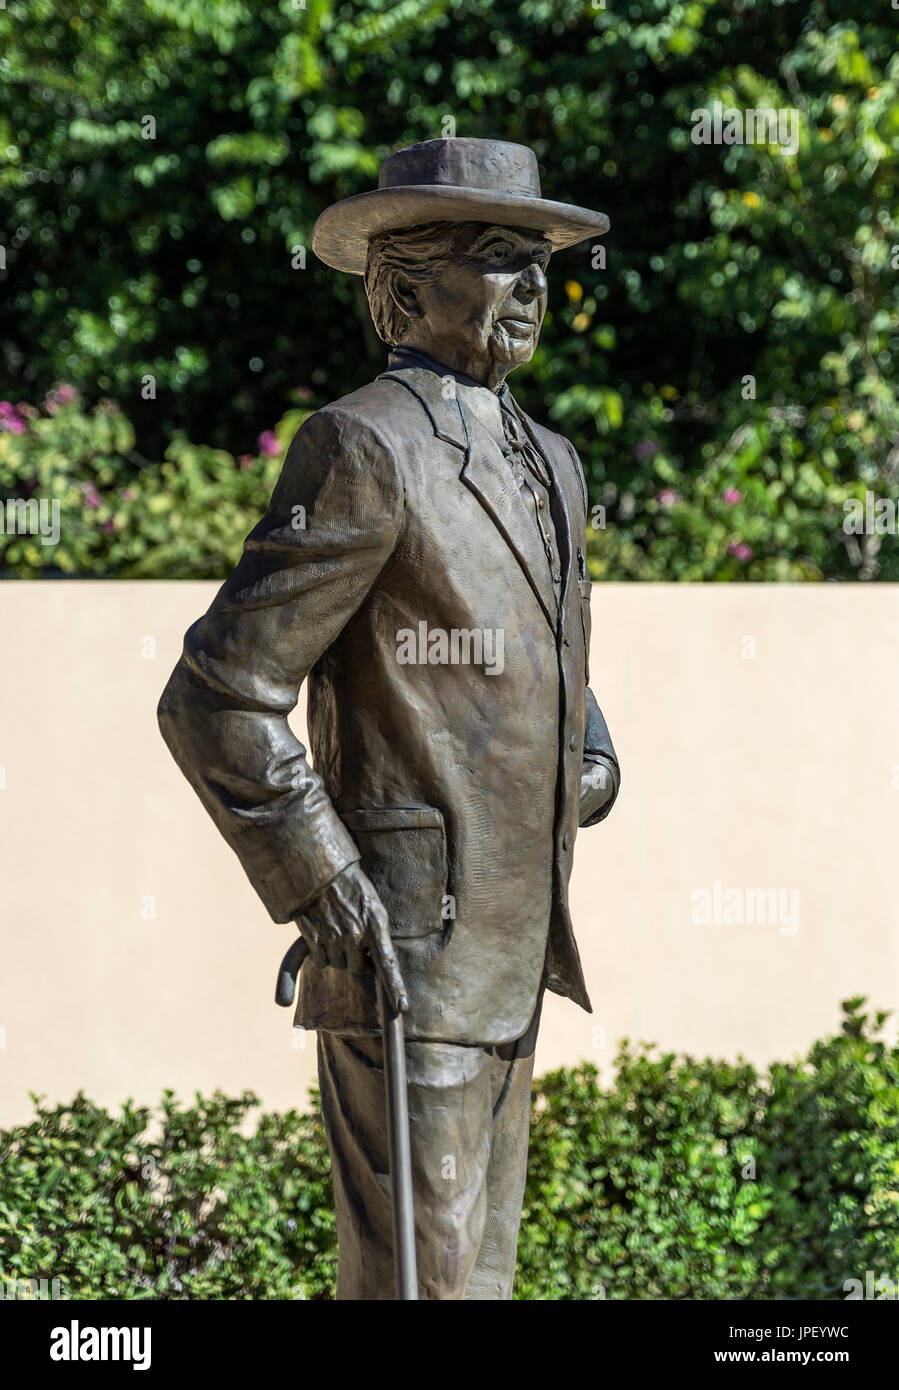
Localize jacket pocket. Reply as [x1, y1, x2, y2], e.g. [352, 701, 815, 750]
[341, 806, 449, 939]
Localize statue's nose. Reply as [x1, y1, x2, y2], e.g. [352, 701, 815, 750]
[515, 262, 547, 301]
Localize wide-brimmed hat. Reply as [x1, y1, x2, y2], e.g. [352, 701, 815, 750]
[311, 137, 609, 274]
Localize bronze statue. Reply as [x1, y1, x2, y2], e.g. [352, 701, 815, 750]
[158, 137, 620, 1300]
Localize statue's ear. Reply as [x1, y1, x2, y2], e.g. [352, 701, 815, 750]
[387, 270, 422, 321]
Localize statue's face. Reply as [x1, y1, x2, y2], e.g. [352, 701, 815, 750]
[400, 224, 551, 390]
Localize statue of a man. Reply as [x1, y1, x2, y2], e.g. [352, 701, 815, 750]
[158, 137, 620, 1300]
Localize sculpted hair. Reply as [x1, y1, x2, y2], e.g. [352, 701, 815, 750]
[364, 221, 483, 346]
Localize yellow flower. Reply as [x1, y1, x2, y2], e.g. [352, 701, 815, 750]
[572, 312, 591, 333]
[742, 191, 761, 208]
[565, 280, 583, 303]
[818, 128, 834, 142]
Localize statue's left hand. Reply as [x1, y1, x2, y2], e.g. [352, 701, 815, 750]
[580, 756, 618, 821]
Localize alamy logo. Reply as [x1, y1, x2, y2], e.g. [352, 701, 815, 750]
[50, 1321, 151, 1370]
[843, 1271, 899, 1300]
[691, 101, 800, 157]
[0, 497, 60, 546]
[0, 1274, 63, 1299]
[396, 622, 504, 675]
[691, 880, 799, 935]
[843, 492, 899, 535]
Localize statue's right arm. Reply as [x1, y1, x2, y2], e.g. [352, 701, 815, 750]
[157, 407, 404, 926]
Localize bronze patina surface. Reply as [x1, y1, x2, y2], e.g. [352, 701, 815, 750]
[159, 137, 619, 1300]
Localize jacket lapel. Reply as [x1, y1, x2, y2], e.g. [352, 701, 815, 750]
[378, 366, 469, 448]
[379, 367, 558, 632]
[459, 406, 558, 630]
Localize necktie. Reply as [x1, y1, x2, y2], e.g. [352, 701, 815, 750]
[498, 391, 553, 490]
[497, 391, 562, 590]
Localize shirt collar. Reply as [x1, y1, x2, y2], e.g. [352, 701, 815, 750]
[387, 344, 511, 401]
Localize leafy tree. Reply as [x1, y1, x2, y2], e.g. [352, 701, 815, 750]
[0, 0, 896, 578]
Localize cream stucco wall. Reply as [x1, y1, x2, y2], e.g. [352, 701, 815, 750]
[0, 582, 896, 1128]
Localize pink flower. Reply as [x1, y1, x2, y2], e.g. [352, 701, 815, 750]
[722, 488, 742, 504]
[257, 430, 280, 457]
[44, 384, 79, 413]
[101, 518, 116, 533]
[657, 488, 680, 507]
[83, 482, 102, 509]
[237, 454, 255, 470]
[727, 541, 753, 560]
[0, 401, 27, 433]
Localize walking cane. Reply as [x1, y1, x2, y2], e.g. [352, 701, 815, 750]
[275, 935, 419, 1300]
[376, 978, 418, 1299]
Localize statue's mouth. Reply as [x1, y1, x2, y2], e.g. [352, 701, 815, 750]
[495, 315, 537, 338]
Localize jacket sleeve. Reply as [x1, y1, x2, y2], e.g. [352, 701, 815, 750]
[560, 437, 621, 828]
[157, 406, 404, 922]
[580, 687, 620, 826]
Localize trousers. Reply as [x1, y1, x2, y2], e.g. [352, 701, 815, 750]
[316, 1026, 537, 1300]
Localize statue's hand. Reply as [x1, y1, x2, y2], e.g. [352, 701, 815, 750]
[295, 862, 408, 1013]
[580, 756, 618, 821]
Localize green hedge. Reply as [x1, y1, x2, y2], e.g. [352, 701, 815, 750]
[0, 391, 885, 580]
[1, 999, 896, 1300]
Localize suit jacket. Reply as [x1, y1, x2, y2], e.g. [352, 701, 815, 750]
[157, 363, 619, 1046]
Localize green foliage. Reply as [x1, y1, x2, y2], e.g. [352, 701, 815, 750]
[0, 392, 306, 577]
[0, 1089, 336, 1300]
[1, 1001, 896, 1300]
[517, 997, 899, 1299]
[1, 0, 897, 579]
